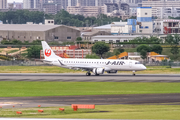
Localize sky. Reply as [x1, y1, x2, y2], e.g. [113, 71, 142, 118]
[8, 0, 23, 3]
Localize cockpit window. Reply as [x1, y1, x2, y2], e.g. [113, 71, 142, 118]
[135, 62, 141, 64]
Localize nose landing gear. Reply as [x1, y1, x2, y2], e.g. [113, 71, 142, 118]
[86, 72, 91, 76]
[132, 70, 136, 76]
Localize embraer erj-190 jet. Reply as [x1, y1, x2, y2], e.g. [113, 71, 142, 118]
[42, 41, 146, 76]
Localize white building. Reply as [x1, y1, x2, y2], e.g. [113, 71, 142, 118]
[137, 7, 153, 34]
[153, 19, 164, 34]
[111, 20, 139, 34]
[153, 19, 180, 34]
[91, 35, 146, 43]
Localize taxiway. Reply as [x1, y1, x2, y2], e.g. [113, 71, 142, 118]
[0, 73, 180, 82]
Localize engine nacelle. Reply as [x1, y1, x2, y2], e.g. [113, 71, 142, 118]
[93, 68, 104, 74]
[107, 70, 117, 73]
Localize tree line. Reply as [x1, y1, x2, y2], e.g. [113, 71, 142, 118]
[0, 9, 122, 27]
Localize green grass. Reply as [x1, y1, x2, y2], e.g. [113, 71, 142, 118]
[1, 104, 180, 119]
[0, 66, 81, 73]
[124, 48, 137, 52]
[0, 81, 180, 97]
[0, 66, 180, 74]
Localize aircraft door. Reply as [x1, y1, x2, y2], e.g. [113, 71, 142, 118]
[129, 62, 132, 68]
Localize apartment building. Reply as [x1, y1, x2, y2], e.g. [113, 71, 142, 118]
[67, 4, 104, 17]
[23, 0, 41, 9]
[142, 1, 180, 18]
[104, 3, 119, 14]
[43, 3, 61, 14]
[41, 0, 129, 14]
[0, 0, 7, 9]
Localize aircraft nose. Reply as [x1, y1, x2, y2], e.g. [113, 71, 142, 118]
[142, 65, 147, 70]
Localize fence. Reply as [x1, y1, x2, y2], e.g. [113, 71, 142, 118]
[140, 61, 180, 67]
[0, 60, 50, 66]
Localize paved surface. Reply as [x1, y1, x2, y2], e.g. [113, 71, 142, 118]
[1, 73, 180, 109]
[1, 73, 180, 82]
[0, 94, 180, 108]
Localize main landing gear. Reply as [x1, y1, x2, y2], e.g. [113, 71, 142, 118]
[86, 72, 91, 76]
[132, 70, 136, 76]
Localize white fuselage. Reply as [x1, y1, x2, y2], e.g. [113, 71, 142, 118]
[49, 58, 146, 71]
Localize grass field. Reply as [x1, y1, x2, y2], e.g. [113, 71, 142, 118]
[0, 66, 180, 74]
[0, 104, 180, 119]
[0, 81, 180, 97]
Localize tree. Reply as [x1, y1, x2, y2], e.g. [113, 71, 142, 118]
[27, 45, 42, 58]
[151, 45, 163, 54]
[76, 37, 82, 44]
[118, 48, 124, 53]
[12, 39, 22, 45]
[166, 34, 180, 59]
[114, 50, 120, 59]
[103, 51, 114, 58]
[140, 49, 147, 60]
[31, 40, 42, 45]
[113, 48, 124, 59]
[149, 36, 161, 43]
[137, 44, 151, 52]
[1, 40, 10, 44]
[92, 42, 110, 58]
[85, 54, 100, 59]
[76, 37, 82, 41]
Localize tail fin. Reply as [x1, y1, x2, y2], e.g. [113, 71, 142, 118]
[41, 41, 61, 59]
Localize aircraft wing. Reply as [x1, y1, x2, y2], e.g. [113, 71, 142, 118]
[66, 64, 111, 71]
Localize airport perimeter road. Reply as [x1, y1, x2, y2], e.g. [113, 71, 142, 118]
[0, 94, 180, 108]
[0, 73, 180, 82]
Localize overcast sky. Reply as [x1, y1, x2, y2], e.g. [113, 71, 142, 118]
[8, 0, 23, 3]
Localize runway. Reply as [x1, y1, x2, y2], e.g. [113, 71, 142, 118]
[1, 73, 180, 109]
[1, 94, 180, 108]
[0, 73, 180, 82]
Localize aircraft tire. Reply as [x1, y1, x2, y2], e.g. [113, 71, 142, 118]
[86, 72, 91, 76]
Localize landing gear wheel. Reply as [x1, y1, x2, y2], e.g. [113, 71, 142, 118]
[86, 72, 91, 76]
[132, 70, 135, 76]
[95, 74, 99, 76]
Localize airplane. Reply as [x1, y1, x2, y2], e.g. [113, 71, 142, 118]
[41, 41, 147, 76]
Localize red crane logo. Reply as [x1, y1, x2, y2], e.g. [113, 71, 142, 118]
[45, 49, 51, 57]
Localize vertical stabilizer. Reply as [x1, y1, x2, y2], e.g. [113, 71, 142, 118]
[41, 41, 61, 59]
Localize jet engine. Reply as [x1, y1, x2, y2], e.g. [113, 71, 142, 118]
[93, 68, 104, 75]
[107, 70, 117, 73]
